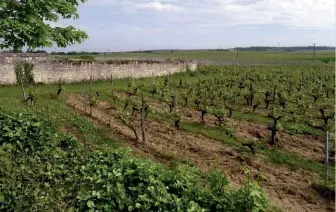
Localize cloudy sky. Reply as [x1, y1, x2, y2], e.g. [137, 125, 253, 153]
[53, 0, 335, 52]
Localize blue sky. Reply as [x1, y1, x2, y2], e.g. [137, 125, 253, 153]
[52, 0, 335, 52]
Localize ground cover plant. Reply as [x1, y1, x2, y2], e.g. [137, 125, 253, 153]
[0, 108, 269, 211]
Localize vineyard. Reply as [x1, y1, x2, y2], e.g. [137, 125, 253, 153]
[0, 63, 335, 211]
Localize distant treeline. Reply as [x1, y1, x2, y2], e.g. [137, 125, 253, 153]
[125, 50, 155, 53]
[1, 50, 24, 53]
[50, 51, 101, 55]
[0, 50, 48, 53]
[0, 50, 100, 55]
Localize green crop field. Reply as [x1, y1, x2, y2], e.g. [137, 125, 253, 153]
[55, 50, 335, 63]
[0, 62, 334, 211]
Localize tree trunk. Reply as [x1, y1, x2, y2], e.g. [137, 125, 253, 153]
[89, 76, 93, 117]
[270, 129, 276, 145]
[227, 107, 233, 118]
[84, 87, 87, 114]
[130, 125, 139, 143]
[20, 78, 26, 101]
[324, 131, 329, 185]
[265, 100, 270, 109]
[141, 93, 146, 143]
[201, 110, 207, 123]
[184, 97, 188, 108]
[175, 119, 180, 130]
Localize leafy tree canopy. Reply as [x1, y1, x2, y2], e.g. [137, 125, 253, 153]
[0, 0, 88, 51]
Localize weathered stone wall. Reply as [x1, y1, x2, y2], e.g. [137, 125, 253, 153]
[0, 54, 197, 84]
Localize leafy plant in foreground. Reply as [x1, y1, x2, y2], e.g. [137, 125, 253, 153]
[0, 111, 269, 212]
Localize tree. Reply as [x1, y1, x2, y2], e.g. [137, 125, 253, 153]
[0, 0, 88, 51]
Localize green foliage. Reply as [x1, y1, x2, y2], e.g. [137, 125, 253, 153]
[0, 111, 268, 211]
[150, 84, 158, 97]
[234, 182, 269, 212]
[89, 96, 98, 107]
[208, 107, 226, 125]
[172, 110, 181, 120]
[316, 57, 335, 64]
[0, 0, 88, 50]
[117, 108, 134, 125]
[208, 170, 230, 194]
[14, 61, 35, 85]
[109, 90, 120, 103]
[186, 66, 197, 77]
[285, 123, 305, 135]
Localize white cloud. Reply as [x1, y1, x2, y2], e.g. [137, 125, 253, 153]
[229, 0, 335, 28]
[49, 0, 335, 51]
[119, 0, 335, 29]
[72, 0, 336, 29]
[133, 1, 184, 12]
[86, 0, 120, 6]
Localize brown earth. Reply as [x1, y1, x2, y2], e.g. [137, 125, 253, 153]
[67, 94, 334, 212]
[231, 119, 325, 163]
[114, 90, 325, 163]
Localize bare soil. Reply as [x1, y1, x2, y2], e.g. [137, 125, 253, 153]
[114, 91, 325, 163]
[67, 94, 334, 212]
[230, 119, 325, 162]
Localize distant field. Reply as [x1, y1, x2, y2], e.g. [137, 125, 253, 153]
[56, 50, 335, 62]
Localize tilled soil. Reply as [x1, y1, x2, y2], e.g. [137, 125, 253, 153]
[67, 94, 334, 212]
[115, 90, 326, 163]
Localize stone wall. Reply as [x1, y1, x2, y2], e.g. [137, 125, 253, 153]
[0, 54, 197, 84]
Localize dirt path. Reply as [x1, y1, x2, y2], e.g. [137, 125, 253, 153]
[67, 94, 334, 212]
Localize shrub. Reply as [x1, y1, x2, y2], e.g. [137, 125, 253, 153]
[0, 111, 269, 211]
[14, 61, 35, 85]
